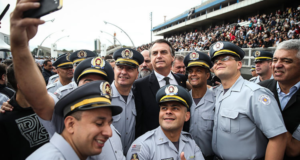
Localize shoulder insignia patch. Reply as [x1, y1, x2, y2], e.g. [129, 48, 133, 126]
[259, 94, 271, 105]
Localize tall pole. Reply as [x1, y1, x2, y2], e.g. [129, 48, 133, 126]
[150, 12, 152, 42]
[37, 29, 64, 57]
[54, 35, 69, 44]
[103, 21, 135, 48]
[100, 30, 123, 47]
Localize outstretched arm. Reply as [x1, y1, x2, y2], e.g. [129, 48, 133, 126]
[10, 0, 55, 120]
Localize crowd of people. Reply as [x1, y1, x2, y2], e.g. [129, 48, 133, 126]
[0, 1, 300, 160]
[137, 5, 300, 53]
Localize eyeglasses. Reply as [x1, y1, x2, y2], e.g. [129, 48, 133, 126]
[213, 56, 236, 64]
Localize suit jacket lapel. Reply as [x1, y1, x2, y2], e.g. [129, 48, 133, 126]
[270, 80, 282, 111]
[172, 72, 184, 86]
[149, 72, 160, 96]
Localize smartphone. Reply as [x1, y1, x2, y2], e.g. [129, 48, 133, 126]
[23, 0, 63, 18]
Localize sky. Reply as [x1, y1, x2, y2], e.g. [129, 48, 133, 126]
[0, 0, 207, 51]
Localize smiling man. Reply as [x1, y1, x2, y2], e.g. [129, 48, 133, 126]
[184, 51, 215, 160]
[210, 41, 287, 160]
[249, 51, 273, 83]
[259, 39, 300, 159]
[111, 48, 143, 154]
[27, 81, 123, 160]
[127, 85, 204, 160]
[134, 39, 187, 138]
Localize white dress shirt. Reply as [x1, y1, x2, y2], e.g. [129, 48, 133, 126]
[154, 70, 178, 88]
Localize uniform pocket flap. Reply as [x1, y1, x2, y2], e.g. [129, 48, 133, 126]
[220, 110, 238, 119]
[201, 112, 214, 120]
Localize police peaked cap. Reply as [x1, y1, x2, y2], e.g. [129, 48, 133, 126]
[69, 50, 97, 64]
[113, 48, 144, 67]
[209, 41, 245, 60]
[55, 80, 122, 121]
[253, 50, 273, 62]
[53, 53, 73, 68]
[184, 51, 213, 70]
[74, 57, 114, 85]
[156, 85, 192, 109]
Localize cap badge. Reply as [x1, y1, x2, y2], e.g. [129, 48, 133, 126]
[165, 85, 178, 95]
[100, 82, 112, 99]
[213, 42, 224, 51]
[190, 52, 199, 60]
[91, 57, 105, 69]
[121, 49, 133, 59]
[66, 53, 71, 61]
[255, 51, 261, 57]
[77, 50, 87, 58]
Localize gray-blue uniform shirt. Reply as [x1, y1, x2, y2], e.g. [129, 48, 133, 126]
[47, 80, 63, 94]
[212, 76, 287, 160]
[38, 92, 125, 160]
[126, 126, 205, 160]
[111, 81, 136, 154]
[26, 132, 80, 160]
[53, 81, 77, 99]
[249, 75, 274, 84]
[189, 88, 215, 157]
[47, 74, 59, 86]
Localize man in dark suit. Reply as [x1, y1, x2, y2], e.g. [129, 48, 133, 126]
[259, 39, 300, 159]
[134, 39, 187, 138]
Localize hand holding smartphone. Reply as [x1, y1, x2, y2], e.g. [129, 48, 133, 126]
[23, 0, 63, 18]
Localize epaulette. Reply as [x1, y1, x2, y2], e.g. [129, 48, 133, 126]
[181, 130, 194, 139]
[249, 77, 257, 82]
[244, 80, 261, 91]
[46, 83, 56, 90]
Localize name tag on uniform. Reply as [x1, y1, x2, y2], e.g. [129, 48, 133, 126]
[161, 158, 174, 160]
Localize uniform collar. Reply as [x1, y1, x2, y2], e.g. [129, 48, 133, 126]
[155, 126, 191, 153]
[155, 126, 189, 145]
[226, 76, 244, 92]
[277, 81, 300, 94]
[154, 70, 174, 82]
[111, 81, 134, 98]
[189, 88, 214, 105]
[50, 133, 80, 160]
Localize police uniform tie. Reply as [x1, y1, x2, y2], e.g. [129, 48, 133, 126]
[163, 77, 170, 85]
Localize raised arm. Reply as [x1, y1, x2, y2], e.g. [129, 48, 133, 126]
[10, 0, 55, 120]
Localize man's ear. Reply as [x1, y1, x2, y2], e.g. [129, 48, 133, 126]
[2, 74, 5, 81]
[185, 111, 191, 122]
[64, 116, 76, 134]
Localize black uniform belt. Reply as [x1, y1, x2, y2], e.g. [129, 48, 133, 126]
[214, 156, 265, 160]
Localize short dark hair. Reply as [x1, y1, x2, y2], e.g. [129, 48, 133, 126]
[104, 55, 113, 60]
[7, 64, 17, 91]
[150, 39, 175, 57]
[0, 63, 7, 78]
[70, 111, 83, 121]
[7, 63, 42, 91]
[43, 60, 51, 66]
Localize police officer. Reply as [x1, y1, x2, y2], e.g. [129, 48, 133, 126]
[27, 80, 123, 160]
[112, 48, 143, 155]
[250, 65, 257, 77]
[249, 51, 273, 83]
[47, 53, 73, 93]
[53, 50, 98, 98]
[184, 51, 215, 160]
[210, 41, 287, 160]
[126, 84, 204, 160]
